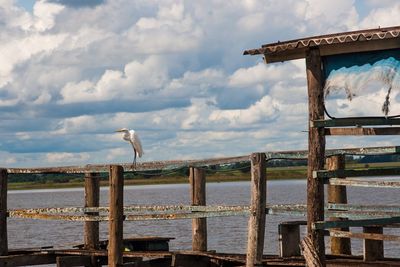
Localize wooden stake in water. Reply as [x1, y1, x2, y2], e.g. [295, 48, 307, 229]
[246, 153, 266, 267]
[108, 165, 124, 267]
[189, 167, 207, 251]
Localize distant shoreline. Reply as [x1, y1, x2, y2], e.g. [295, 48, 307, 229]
[8, 161, 398, 190]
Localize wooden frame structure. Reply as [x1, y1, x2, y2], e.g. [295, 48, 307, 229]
[244, 26, 400, 266]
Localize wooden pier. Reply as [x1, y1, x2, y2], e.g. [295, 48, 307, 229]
[2, 26, 400, 266]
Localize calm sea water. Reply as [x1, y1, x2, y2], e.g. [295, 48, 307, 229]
[7, 180, 400, 260]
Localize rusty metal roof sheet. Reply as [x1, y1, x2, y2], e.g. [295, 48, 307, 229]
[244, 26, 400, 63]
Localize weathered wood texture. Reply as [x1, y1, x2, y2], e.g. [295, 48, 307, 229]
[108, 165, 124, 267]
[57, 255, 92, 267]
[312, 117, 400, 128]
[246, 153, 266, 267]
[7, 145, 400, 174]
[279, 222, 302, 257]
[0, 169, 7, 258]
[363, 226, 384, 261]
[327, 155, 351, 256]
[189, 167, 207, 251]
[84, 172, 100, 267]
[306, 47, 326, 264]
[325, 127, 400, 135]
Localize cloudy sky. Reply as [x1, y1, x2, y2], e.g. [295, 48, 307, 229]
[1, 0, 400, 167]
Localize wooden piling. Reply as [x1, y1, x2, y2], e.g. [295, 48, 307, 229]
[84, 172, 100, 267]
[327, 155, 351, 255]
[306, 47, 326, 265]
[246, 153, 266, 267]
[0, 169, 7, 258]
[108, 165, 124, 267]
[189, 167, 207, 251]
[363, 226, 384, 261]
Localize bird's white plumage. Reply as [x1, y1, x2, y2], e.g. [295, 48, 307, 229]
[115, 128, 144, 163]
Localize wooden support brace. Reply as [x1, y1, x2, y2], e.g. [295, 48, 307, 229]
[306, 47, 326, 265]
[108, 165, 124, 267]
[57, 256, 92, 267]
[246, 153, 266, 267]
[189, 167, 207, 252]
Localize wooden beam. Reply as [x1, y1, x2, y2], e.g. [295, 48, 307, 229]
[0, 169, 7, 259]
[327, 155, 351, 256]
[57, 256, 92, 267]
[108, 165, 124, 267]
[315, 167, 400, 179]
[328, 178, 400, 188]
[329, 229, 400, 242]
[84, 172, 100, 267]
[246, 153, 266, 267]
[313, 217, 400, 230]
[0, 254, 56, 266]
[312, 117, 400, 128]
[306, 47, 326, 264]
[189, 167, 207, 252]
[363, 226, 384, 261]
[325, 127, 400, 135]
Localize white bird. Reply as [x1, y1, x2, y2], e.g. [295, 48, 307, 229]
[115, 128, 144, 166]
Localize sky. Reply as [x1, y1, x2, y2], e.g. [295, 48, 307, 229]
[1, 0, 400, 167]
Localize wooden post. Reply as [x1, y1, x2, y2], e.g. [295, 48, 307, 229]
[0, 169, 7, 258]
[279, 222, 303, 257]
[189, 167, 207, 251]
[306, 47, 326, 265]
[363, 226, 384, 261]
[84, 172, 100, 267]
[108, 165, 124, 267]
[327, 155, 351, 255]
[246, 153, 266, 267]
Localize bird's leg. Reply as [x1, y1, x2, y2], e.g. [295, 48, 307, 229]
[132, 148, 137, 169]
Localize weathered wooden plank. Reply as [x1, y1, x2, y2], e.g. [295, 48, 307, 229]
[328, 178, 400, 188]
[327, 155, 351, 256]
[314, 167, 400, 179]
[108, 165, 124, 267]
[246, 153, 266, 267]
[313, 217, 400, 230]
[0, 254, 56, 266]
[328, 203, 400, 214]
[189, 167, 207, 252]
[325, 127, 400, 135]
[306, 47, 326, 265]
[57, 255, 92, 267]
[0, 169, 7, 259]
[312, 117, 400, 128]
[363, 226, 384, 261]
[84, 172, 100, 267]
[329, 229, 400, 242]
[6, 146, 400, 174]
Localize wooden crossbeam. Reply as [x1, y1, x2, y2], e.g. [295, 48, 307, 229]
[328, 178, 400, 188]
[313, 167, 400, 179]
[311, 117, 400, 128]
[329, 229, 400, 242]
[325, 127, 400, 135]
[313, 217, 400, 230]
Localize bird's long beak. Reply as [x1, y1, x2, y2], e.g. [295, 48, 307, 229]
[115, 129, 123, 132]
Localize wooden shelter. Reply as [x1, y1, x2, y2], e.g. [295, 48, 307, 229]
[244, 26, 400, 265]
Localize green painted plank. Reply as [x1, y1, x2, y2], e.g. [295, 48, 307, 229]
[314, 167, 400, 179]
[328, 178, 400, 188]
[313, 217, 400, 230]
[311, 117, 400, 128]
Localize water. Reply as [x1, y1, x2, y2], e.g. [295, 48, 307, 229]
[7, 180, 400, 260]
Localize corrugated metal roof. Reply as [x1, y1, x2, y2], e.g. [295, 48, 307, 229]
[244, 26, 400, 62]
